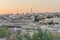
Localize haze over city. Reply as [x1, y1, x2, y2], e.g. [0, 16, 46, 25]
[0, 0, 60, 14]
[0, 0, 60, 40]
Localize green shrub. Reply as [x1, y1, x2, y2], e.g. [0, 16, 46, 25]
[0, 27, 11, 38]
[16, 34, 23, 40]
[32, 28, 56, 40]
[16, 28, 59, 40]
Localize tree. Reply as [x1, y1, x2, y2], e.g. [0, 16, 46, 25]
[46, 15, 53, 18]
[34, 15, 40, 22]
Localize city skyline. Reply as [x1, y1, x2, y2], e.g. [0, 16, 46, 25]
[0, 0, 60, 14]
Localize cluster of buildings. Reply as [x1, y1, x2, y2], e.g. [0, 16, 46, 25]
[0, 12, 60, 34]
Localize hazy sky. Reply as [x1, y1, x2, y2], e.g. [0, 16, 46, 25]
[0, 0, 60, 14]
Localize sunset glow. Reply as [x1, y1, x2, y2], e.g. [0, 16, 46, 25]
[0, 0, 60, 14]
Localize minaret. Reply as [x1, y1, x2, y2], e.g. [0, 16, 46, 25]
[16, 12, 19, 15]
[31, 8, 32, 13]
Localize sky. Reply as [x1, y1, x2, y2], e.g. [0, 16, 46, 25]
[0, 0, 60, 14]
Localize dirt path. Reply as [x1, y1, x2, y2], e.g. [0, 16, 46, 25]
[8, 31, 17, 40]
